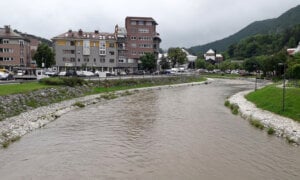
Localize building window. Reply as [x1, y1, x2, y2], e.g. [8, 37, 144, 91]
[63, 50, 75, 54]
[100, 50, 106, 55]
[19, 40, 24, 46]
[109, 51, 115, 55]
[131, 43, 136, 47]
[70, 58, 75, 62]
[94, 58, 96, 62]
[70, 41, 75, 46]
[78, 58, 81, 62]
[84, 58, 89, 62]
[99, 41, 106, 49]
[20, 58, 24, 64]
[0, 48, 13, 53]
[109, 43, 114, 48]
[130, 36, 137, 40]
[118, 59, 125, 63]
[138, 21, 144, 25]
[109, 59, 115, 63]
[100, 57, 105, 63]
[131, 21, 137, 25]
[77, 42, 81, 46]
[138, 28, 149, 33]
[146, 22, 152, 26]
[2, 39, 9, 44]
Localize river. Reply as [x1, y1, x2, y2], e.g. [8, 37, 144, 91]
[0, 79, 299, 179]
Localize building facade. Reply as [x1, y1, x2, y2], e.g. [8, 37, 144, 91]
[204, 49, 223, 64]
[125, 16, 161, 69]
[52, 29, 118, 72]
[0, 26, 31, 70]
[52, 17, 161, 73]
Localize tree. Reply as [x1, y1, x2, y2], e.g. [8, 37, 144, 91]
[288, 37, 297, 47]
[140, 53, 156, 72]
[243, 58, 259, 72]
[159, 54, 170, 70]
[167, 48, 187, 67]
[33, 43, 55, 68]
[195, 58, 206, 69]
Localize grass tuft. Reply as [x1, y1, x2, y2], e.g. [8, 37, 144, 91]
[267, 127, 275, 135]
[73, 102, 85, 108]
[249, 118, 264, 130]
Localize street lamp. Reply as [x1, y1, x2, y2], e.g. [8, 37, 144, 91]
[278, 63, 286, 112]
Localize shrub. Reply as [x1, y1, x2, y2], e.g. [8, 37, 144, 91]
[101, 93, 118, 100]
[250, 119, 264, 130]
[230, 103, 239, 115]
[224, 100, 230, 107]
[39, 77, 86, 87]
[267, 127, 275, 135]
[39, 77, 64, 85]
[73, 102, 85, 108]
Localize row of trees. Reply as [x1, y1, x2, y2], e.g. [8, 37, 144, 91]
[243, 51, 300, 79]
[140, 47, 188, 72]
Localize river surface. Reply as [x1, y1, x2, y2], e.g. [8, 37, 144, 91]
[0, 79, 299, 180]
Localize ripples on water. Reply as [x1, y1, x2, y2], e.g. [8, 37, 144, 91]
[0, 80, 299, 179]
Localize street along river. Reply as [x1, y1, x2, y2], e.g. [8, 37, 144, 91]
[0, 79, 299, 179]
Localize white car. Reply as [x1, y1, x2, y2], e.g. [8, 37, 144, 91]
[0, 69, 13, 80]
[76, 71, 95, 77]
[58, 71, 66, 76]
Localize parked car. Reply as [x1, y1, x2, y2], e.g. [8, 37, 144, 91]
[0, 69, 13, 80]
[66, 69, 78, 77]
[45, 71, 58, 76]
[76, 71, 94, 77]
[134, 70, 145, 75]
[58, 71, 66, 76]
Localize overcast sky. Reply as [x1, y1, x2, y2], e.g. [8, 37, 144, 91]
[1, 0, 300, 49]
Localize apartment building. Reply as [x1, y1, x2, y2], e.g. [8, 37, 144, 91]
[52, 29, 118, 72]
[53, 16, 161, 72]
[125, 17, 161, 68]
[0, 25, 31, 69]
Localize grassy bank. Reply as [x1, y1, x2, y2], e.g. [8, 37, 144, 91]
[0, 82, 54, 96]
[245, 84, 300, 122]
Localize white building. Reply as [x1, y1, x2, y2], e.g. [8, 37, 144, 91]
[287, 42, 300, 55]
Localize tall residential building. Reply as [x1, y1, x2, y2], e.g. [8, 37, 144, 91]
[52, 29, 118, 72]
[0, 25, 31, 69]
[125, 17, 161, 69]
[52, 16, 161, 72]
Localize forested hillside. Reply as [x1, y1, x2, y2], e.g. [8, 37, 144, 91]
[228, 24, 300, 59]
[188, 5, 300, 54]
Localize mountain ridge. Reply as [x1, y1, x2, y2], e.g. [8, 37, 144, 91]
[188, 5, 300, 54]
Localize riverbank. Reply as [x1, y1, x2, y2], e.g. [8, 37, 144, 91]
[229, 89, 300, 145]
[0, 80, 208, 148]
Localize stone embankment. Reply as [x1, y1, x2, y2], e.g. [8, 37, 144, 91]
[0, 81, 207, 148]
[229, 90, 300, 145]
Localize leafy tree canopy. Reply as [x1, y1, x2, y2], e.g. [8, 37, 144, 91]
[167, 48, 187, 68]
[33, 43, 55, 68]
[140, 53, 156, 72]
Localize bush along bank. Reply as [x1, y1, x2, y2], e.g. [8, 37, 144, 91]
[0, 76, 206, 148]
[227, 90, 300, 146]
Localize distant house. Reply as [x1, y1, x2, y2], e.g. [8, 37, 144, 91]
[204, 49, 223, 64]
[287, 42, 300, 55]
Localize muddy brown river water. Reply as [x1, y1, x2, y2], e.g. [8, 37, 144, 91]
[0, 79, 299, 179]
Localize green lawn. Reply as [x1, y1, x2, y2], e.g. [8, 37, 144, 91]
[245, 84, 300, 122]
[0, 82, 53, 96]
